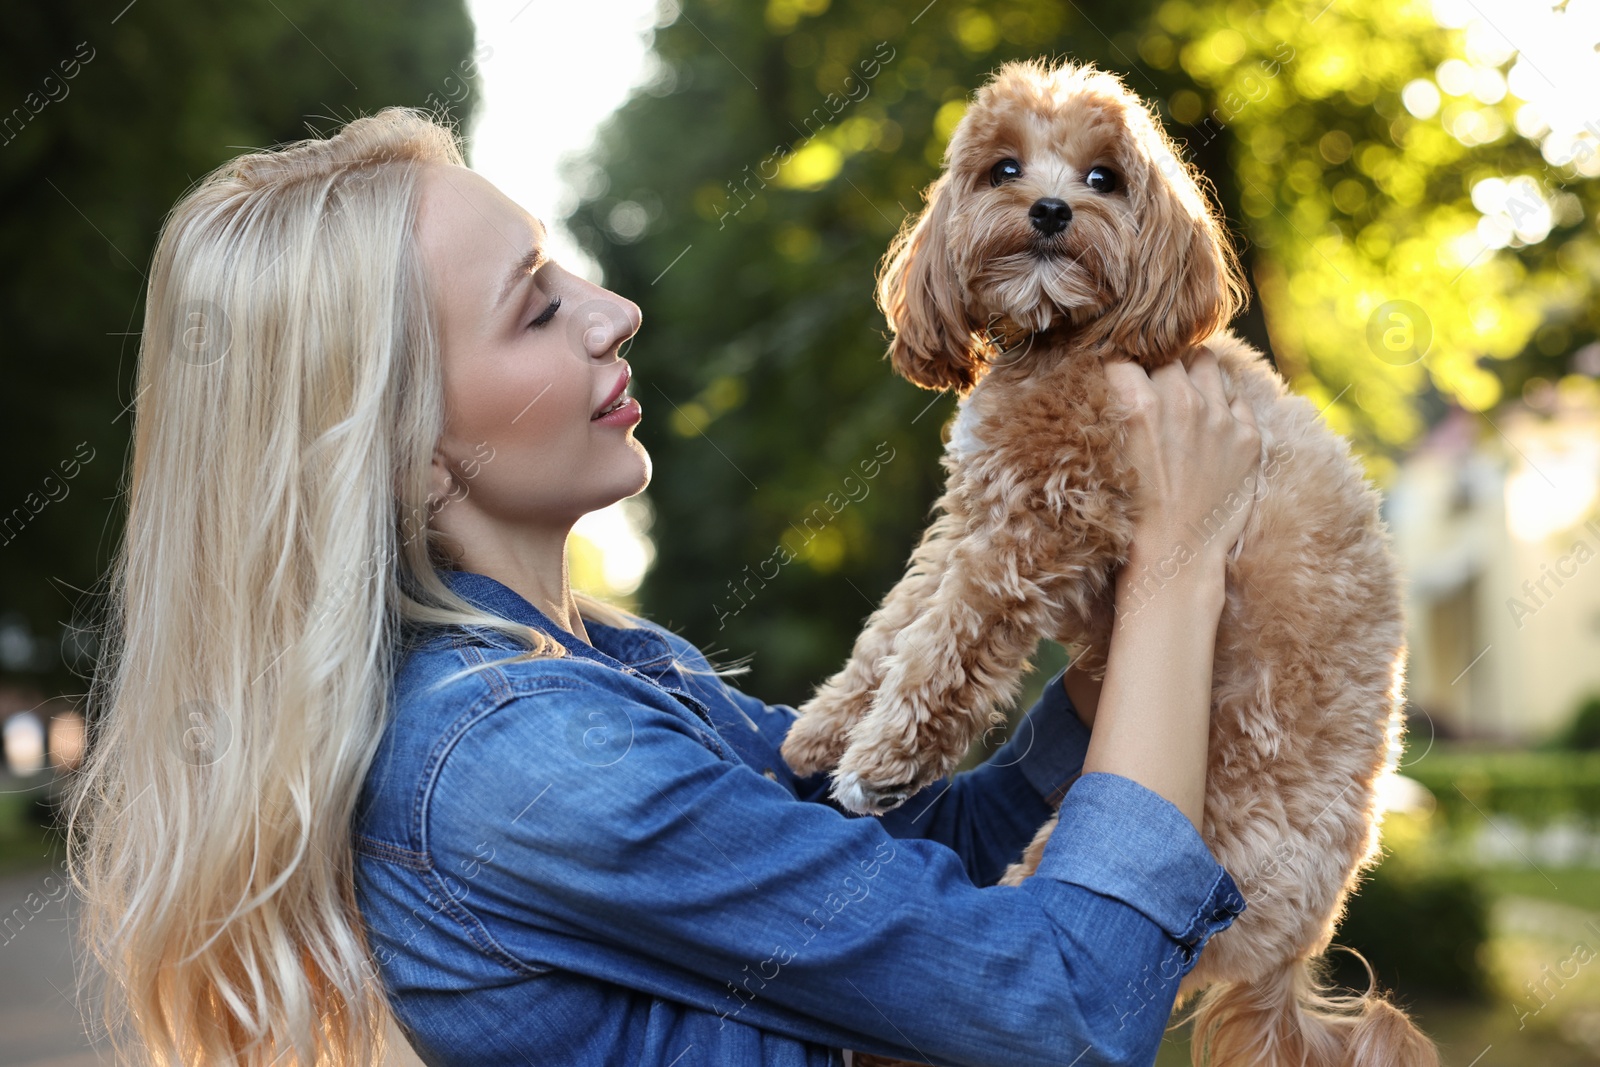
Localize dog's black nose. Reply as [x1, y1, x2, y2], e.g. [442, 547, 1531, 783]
[1028, 197, 1072, 235]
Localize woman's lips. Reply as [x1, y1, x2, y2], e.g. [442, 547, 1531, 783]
[592, 362, 632, 419]
[592, 396, 641, 426]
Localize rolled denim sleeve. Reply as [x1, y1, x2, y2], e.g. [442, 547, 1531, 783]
[1042, 772, 1244, 955]
[424, 678, 1245, 1067]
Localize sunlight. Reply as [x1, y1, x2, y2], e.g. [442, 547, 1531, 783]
[467, 0, 667, 599]
[1433, 0, 1600, 177]
[1505, 426, 1600, 543]
[572, 497, 657, 596]
[465, 0, 666, 279]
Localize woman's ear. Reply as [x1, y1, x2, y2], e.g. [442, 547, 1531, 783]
[427, 448, 460, 516]
[876, 174, 985, 391]
[1105, 141, 1247, 368]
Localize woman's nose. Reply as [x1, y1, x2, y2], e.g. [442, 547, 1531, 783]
[568, 289, 641, 361]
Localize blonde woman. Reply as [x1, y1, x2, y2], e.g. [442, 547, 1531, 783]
[69, 108, 1257, 1066]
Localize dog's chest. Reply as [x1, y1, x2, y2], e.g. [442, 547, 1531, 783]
[945, 392, 986, 460]
[942, 368, 1106, 464]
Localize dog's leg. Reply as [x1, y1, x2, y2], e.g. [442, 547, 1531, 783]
[997, 815, 1057, 886]
[780, 510, 963, 778]
[829, 519, 1085, 813]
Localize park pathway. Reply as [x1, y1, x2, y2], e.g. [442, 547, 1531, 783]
[0, 867, 424, 1067]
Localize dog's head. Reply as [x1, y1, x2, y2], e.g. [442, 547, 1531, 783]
[877, 59, 1247, 391]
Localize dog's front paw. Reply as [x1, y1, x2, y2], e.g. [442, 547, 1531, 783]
[829, 768, 921, 815]
[780, 701, 856, 778]
[827, 682, 972, 813]
[829, 735, 946, 815]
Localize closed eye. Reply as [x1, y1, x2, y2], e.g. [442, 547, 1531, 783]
[528, 295, 562, 329]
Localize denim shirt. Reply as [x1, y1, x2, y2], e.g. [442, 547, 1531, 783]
[353, 569, 1244, 1067]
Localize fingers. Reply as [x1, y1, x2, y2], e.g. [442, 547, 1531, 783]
[1112, 356, 1194, 414]
[1104, 358, 1155, 413]
[1179, 349, 1258, 462]
[1177, 341, 1210, 369]
[1229, 391, 1259, 434]
[1186, 346, 1229, 410]
[1108, 351, 1247, 439]
[1103, 357, 1148, 392]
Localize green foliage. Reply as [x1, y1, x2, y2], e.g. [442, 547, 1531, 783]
[1406, 749, 1600, 828]
[1165, 0, 1600, 469]
[1329, 859, 1491, 999]
[1550, 694, 1600, 751]
[0, 0, 479, 688]
[0, 785, 61, 874]
[1472, 865, 1600, 913]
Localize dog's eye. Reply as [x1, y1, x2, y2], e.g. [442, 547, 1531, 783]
[1086, 166, 1119, 193]
[989, 158, 1023, 186]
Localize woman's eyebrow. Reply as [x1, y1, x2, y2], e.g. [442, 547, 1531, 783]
[494, 246, 548, 313]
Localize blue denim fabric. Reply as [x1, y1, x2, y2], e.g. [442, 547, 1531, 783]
[353, 569, 1245, 1067]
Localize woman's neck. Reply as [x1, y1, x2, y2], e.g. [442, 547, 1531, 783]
[439, 512, 590, 644]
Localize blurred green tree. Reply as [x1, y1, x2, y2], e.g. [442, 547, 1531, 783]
[1167, 0, 1600, 472]
[0, 0, 479, 691]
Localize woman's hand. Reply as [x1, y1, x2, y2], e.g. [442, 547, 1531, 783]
[1077, 345, 1263, 828]
[1106, 345, 1262, 574]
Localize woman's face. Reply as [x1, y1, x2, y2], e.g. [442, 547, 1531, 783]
[415, 163, 647, 532]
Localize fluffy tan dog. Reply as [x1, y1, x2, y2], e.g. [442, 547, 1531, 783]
[780, 59, 1439, 1067]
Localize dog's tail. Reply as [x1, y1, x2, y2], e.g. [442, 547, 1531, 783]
[1184, 951, 1438, 1067]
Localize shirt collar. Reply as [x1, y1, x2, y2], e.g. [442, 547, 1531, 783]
[435, 568, 677, 674]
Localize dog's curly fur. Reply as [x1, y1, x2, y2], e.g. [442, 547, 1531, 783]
[780, 59, 1439, 1067]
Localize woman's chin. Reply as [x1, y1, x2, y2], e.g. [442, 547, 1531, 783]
[628, 442, 651, 487]
[610, 451, 652, 504]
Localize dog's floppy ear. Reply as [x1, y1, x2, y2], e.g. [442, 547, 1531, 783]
[876, 174, 985, 391]
[1105, 130, 1247, 368]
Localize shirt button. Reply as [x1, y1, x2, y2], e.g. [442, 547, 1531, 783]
[763, 768, 778, 780]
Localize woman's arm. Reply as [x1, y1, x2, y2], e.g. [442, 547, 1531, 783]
[1089, 347, 1260, 826]
[704, 661, 1092, 887]
[817, 668, 1091, 882]
[409, 672, 1244, 1067]
[1087, 562, 1224, 827]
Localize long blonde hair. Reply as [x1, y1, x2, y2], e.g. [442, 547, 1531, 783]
[66, 106, 636, 1066]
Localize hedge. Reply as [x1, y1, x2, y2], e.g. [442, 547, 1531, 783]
[1403, 750, 1600, 830]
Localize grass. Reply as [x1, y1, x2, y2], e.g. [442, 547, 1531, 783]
[1473, 867, 1600, 914]
[1153, 996, 1600, 1066]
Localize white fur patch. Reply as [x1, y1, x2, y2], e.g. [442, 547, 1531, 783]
[947, 392, 985, 459]
[830, 770, 876, 814]
[830, 769, 911, 815]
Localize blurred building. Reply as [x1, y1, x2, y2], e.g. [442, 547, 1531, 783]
[1386, 382, 1600, 742]
[0, 684, 84, 777]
